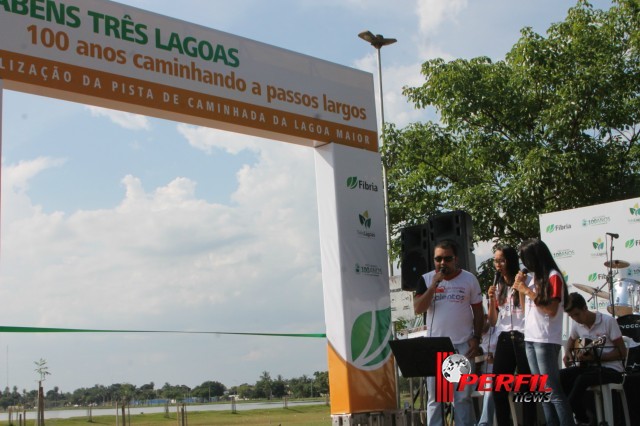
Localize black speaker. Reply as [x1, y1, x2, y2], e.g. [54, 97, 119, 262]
[400, 223, 430, 291]
[427, 210, 476, 273]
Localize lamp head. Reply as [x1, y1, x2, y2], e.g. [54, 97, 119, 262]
[358, 30, 397, 49]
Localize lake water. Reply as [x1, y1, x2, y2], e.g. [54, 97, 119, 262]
[7, 400, 325, 420]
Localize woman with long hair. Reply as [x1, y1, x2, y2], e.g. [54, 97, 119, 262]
[514, 238, 574, 426]
[486, 245, 536, 426]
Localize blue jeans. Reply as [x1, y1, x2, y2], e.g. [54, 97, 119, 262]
[426, 341, 476, 426]
[477, 389, 494, 426]
[525, 342, 575, 426]
[477, 357, 494, 426]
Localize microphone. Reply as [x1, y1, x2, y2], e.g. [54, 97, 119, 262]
[606, 232, 619, 239]
[432, 266, 447, 289]
[521, 268, 529, 274]
[493, 271, 500, 285]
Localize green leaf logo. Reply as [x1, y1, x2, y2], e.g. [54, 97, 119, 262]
[588, 273, 598, 282]
[350, 308, 393, 369]
[626, 239, 635, 249]
[546, 224, 555, 233]
[347, 176, 358, 189]
[592, 238, 604, 250]
[359, 211, 372, 229]
[630, 203, 640, 216]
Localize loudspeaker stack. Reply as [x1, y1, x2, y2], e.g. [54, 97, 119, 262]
[400, 210, 476, 291]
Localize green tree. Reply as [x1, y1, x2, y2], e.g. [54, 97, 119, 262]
[191, 380, 226, 401]
[288, 375, 312, 398]
[384, 0, 640, 283]
[137, 382, 156, 401]
[312, 371, 329, 396]
[254, 371, 272, 399]
[34, 358, 51, 382]
[270, 375, 287, 398]
[235, 383, 255, 399]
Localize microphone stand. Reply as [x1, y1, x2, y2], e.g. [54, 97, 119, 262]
[607, 235, 616, 318]
[593, 344, 611, 426]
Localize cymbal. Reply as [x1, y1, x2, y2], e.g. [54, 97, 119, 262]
[604, 259, 630, 269]
[573, 283, 610, 299]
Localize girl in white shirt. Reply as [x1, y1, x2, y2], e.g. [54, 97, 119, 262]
[514, 239, 574, 426]
[487, 245, 536, 426]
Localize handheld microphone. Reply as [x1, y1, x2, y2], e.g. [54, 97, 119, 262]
[493, 271, 500, 285]
[433, 266, 447, 289]
[606, 232, 619, 239]
[521, 268, 529, 274]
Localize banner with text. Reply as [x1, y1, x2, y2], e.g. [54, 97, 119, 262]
[0, 0, 377, 151]
[540, 197, 640, 334]
[315, 143, 396, 414]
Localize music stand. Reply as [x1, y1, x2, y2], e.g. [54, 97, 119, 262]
[390, 336, 455, 378]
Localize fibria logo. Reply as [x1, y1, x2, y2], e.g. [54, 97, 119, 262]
[625, 239, 639, 249]
[588, 272, 608, 282]
[346, 176, 378, 192]
[545, 223, 572, 233]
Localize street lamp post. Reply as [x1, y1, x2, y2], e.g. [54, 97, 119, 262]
[359, 32, 402, 413]
[358, 31, 396, 276]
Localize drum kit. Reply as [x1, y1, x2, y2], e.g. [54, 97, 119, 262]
[573, 259, 640, 316]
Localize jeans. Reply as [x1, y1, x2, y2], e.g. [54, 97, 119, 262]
[492, 331, 536, 426]
[525, 341, 575, 426]
[477, 389, 494, 426]
[477, 356, 494, 426]
[559, 366, 622, 424]
[427, 341, 476, 426]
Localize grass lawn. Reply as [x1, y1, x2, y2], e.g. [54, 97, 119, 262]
[0, 404, 332, 425]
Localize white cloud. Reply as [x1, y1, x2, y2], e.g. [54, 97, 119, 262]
[417, 0, 468, 36]
[0, 0, 575, 394]
[176, 124, 261, 155]
[3, 157, 66, 192]
[0, 157, 66, 226]
[354, 53, 432, 129]
[0, 132, 324, 389]
[86, 106, 151, 131]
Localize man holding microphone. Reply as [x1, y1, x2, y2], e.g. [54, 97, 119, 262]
[414, 239, 484, 426]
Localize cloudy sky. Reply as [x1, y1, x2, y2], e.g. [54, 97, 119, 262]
[0, 0, 596, 393]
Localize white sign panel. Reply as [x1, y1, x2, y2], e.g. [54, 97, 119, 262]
[315, 143, 395, 414]
[541, 197, 640, 319]
[0, 0, 377, 151]
[390, 275, 414, 322]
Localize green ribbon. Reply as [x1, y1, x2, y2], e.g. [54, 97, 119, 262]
[0, 325, 326, 338]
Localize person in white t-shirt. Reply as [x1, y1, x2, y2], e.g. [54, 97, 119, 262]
[414, 239, 484, 426]
[487, 245, 537, 426]
[560, 292, 627, 426]
[513, 238, 574, 426]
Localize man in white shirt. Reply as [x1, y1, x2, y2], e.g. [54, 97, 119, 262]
[414, 239, 484, 426]
[560, 292, 627, 426]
